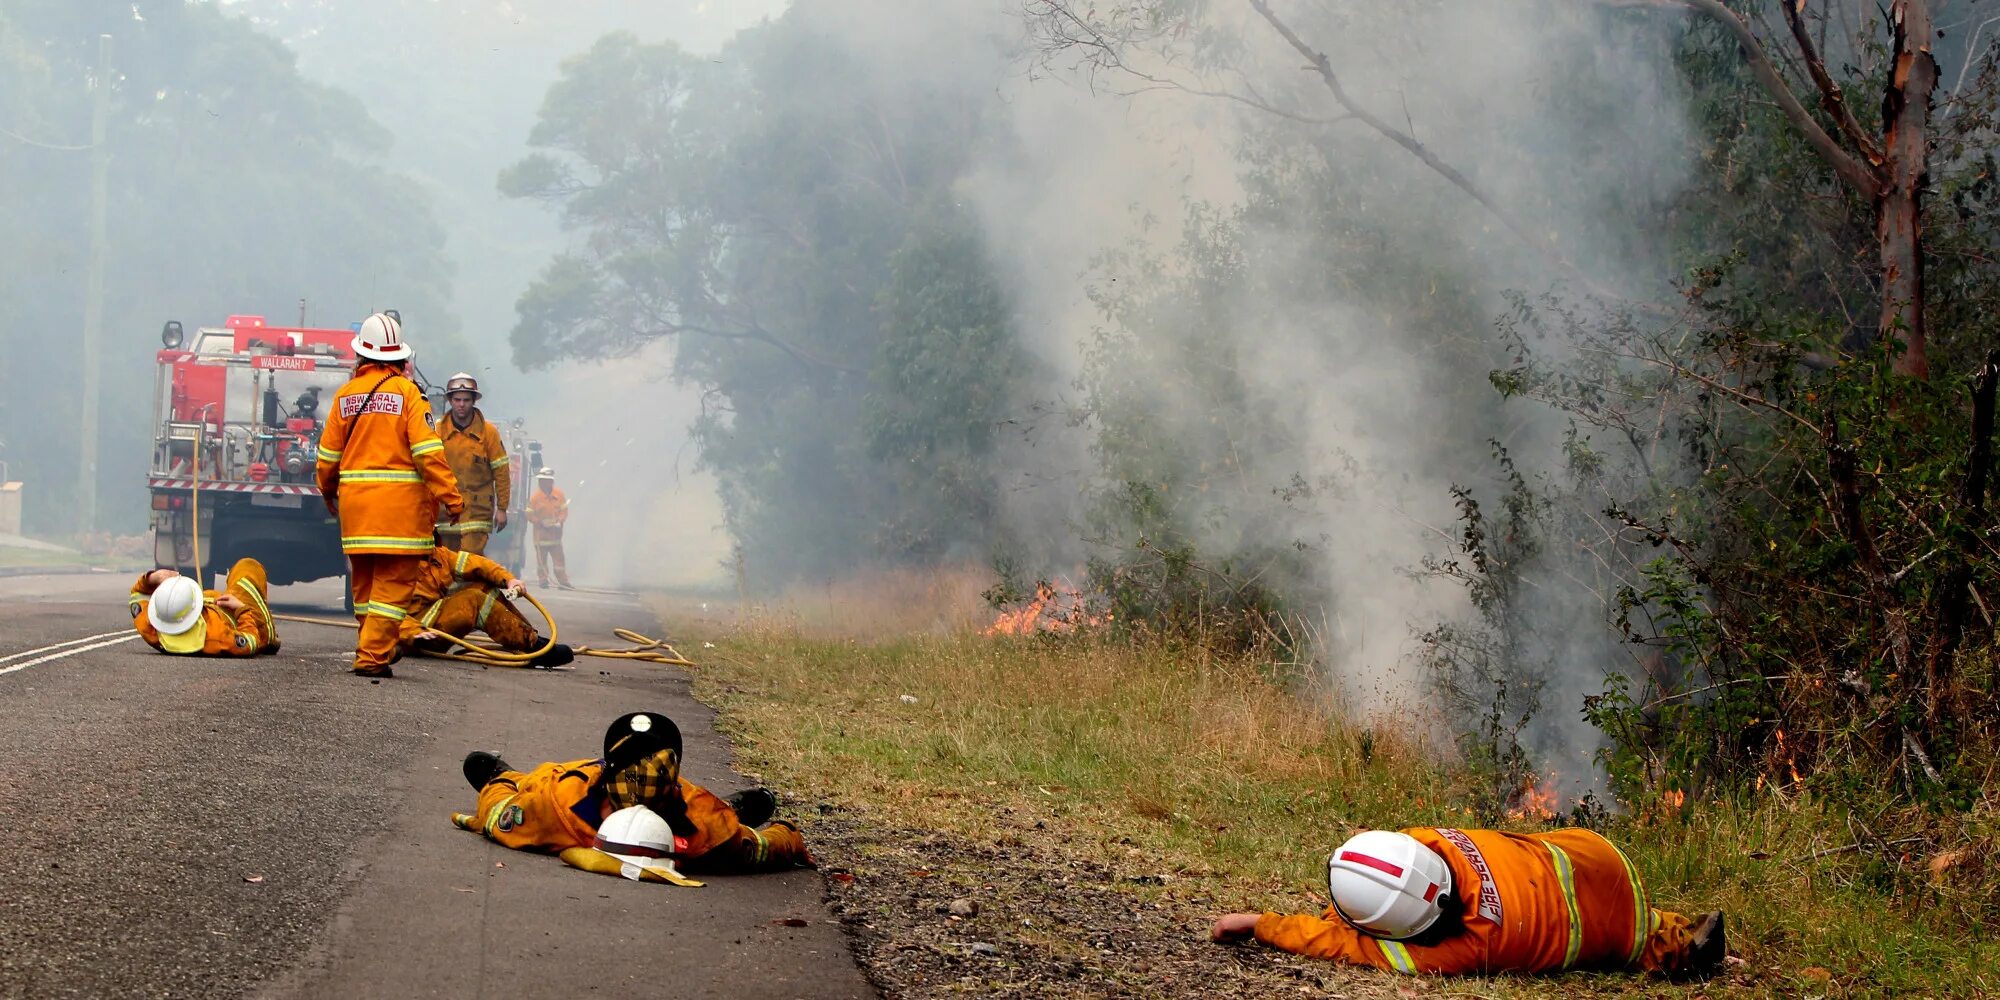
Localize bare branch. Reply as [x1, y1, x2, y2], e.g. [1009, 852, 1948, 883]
[1607, 0, 1883, 199]
[1242, 0, 1646, 305]
[1782, 0, 1885, 163]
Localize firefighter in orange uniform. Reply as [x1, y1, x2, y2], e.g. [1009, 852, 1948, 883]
[315, 312, 464, 678]
[393, 542, 574, 668]
[451, 712, 812, 875]
[526, 468, 571, 589]
[1210, 827, 1726, 980]
[128, 560, 280, 656]
[434, 373, 510, 557]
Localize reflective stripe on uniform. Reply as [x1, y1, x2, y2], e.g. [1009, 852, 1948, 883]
[475, 589, 499, 630]
[316, 445, 342, 462]
[339, 469, 423, 483]
[452, 520, 492, 533]
[1377, 938, 1417, 974]
[1607, 837, 1653, 966]
[454, 551, 471, 576]
[1545, 842, 1583, 969]
[481, 793, 519, 838]
[410, 438, 444, 457]
[363, 601, 408, 621]
[340, 535, 434, 551]
[129, 588, 146, 616]
[233, 577, 275, 645]
[489, 455, 509, 468]
[419, 599, 444, 627]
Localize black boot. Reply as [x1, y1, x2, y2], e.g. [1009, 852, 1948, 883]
[727, 787, 778, 828]
[531, 642, 575, 669]
[462, 750, 511, 791]
[1671, 911, 1727, 981]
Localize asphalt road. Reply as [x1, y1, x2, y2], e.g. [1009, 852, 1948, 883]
[0, 570, 874, 1000]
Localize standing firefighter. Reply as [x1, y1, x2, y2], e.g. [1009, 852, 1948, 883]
[435, 373, 510, 557]
[315, 312, 464, 678]
[1209, 827, 1727, 980]
[526, 468, 571, 590]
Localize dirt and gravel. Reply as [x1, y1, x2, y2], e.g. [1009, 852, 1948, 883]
[801, 807, 1390, 1000]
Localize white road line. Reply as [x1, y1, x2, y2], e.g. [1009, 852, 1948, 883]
[0, 628, 132, 667]
[0, 633, 141, 676]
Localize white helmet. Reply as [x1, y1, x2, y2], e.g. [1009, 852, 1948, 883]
[445, 372, 481, 399]
[352, 312, 412, 362]
[147, 575, 204, 635]
[1326, 830, 1453, 940]
[593, 805, 682, 864]
[536, 468, 554, 481]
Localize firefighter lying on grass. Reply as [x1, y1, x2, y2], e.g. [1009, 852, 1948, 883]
[129, 559, 281, 656]
[452, 712, 813, 884]
[388, 541, 574, 669]
[1210, 827, 1727, 980]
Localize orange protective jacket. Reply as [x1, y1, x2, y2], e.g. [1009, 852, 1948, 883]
[437, 409, 510, 529]
[315, 363, 463, 554]
[395, 546, 518, 641]
[462, 758, 743, 859]
[128, 572, 268, 656]
[527, 487, 567, 537]
[1256, 827, 1659, 975]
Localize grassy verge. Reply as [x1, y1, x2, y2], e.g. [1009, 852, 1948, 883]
[0, 544, 86, 569]
[669, 605, 1998, 998]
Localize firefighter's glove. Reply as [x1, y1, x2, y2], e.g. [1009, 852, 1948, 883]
[504, 580, 525, 601]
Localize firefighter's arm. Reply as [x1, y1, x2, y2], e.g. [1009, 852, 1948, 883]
[1246, 911, 1396, 969]
[314, 410, 349, 508]
[451, 550, 514, 590]
[406, 390, 464, 517]
[489, 437, 512, 514]
[130, 569, 170, 616]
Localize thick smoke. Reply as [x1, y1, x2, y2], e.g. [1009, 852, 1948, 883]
[799, 0, 1696, 780]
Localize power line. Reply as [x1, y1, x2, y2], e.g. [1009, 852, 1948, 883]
[0, 123, 92, 151]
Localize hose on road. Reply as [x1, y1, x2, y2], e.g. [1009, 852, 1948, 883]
[273, 595, 694, 667]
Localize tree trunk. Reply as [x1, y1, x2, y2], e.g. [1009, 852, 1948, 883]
[1877, 0, 1938, 379]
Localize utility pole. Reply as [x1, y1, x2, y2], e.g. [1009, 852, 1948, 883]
[78, 33, 112, 534]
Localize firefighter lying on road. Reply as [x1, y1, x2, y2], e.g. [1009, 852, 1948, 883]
[452, 711, 812, 881]
[396, 540, 574, 669]
[1209, 827, 1727, 980]
[128, 559, 280, 656]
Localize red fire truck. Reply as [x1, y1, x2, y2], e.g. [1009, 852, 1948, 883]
[148, 314, 539, 592]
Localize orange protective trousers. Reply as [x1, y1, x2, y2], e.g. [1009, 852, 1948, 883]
[349, 553, 423, 671]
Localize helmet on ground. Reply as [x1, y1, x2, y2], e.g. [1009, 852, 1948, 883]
[1326, 830, 1453, 941]
[603, 711, 683, 769]
[536, 467, 554, 481]
[445, 372, 481, 400]
[352, 312, 412, 362]
[593, 805, 682, 863]
[148, 575, 204, 635]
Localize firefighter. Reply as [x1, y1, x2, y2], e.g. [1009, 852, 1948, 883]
[127, 560, 281, 656]
[395, 539, 574, 668]
[434, 373, 511, 558]
[1209, 827, 1727, 980]
[315, 312, 464, 678]
[526, 467, 572, 590]
[451, 712, 812, 876]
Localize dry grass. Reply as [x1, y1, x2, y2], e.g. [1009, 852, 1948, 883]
[663, 603, 2000, 998]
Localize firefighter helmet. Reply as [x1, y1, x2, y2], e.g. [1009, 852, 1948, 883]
[593, 805, 682, 864]
[147, 575, 208, 655]
[352, 312, 412, 362]
[1326, 830, 1453, 941]
[445, 372, 481, 400]
[536, 467, 555, 481]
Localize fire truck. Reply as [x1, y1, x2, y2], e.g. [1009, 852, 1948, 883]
[148, 314, 541, 592]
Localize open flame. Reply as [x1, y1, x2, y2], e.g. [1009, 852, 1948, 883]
[1505, 773, 1561, 822]
[983, 579, 1111, 636]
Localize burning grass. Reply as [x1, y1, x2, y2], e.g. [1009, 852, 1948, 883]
[661, 602, 2000, 998]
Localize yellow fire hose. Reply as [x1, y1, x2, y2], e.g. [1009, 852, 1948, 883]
[272, 597, 694, 668]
